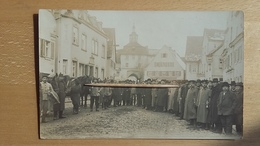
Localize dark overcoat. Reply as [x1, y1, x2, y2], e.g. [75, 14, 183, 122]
[157, 87, 168, 107]
[196, 88, 211, 123]
[183, 87, 199, 120]
[58, 81, 66, 111]
[235, 91, 243, 125]
[143, 88, 152, 106]
[217, 91, 237, 116]
[208, 84, 222, 123]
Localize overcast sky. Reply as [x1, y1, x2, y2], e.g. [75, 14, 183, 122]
[88, 11, 230, 57]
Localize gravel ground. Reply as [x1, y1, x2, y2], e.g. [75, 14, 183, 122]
[40, 101, 242, 140]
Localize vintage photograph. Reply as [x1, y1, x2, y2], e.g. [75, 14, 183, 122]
[39, 9, 244, 139]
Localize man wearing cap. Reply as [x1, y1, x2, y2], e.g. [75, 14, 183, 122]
[155, 80, 168, 112]
[230, 81, 236, 92]
[208, 78, 222, 133]
[40, 76, 54, 123]
[90, 78, 101, 112]
[183, 80, 199, 129]
[178, 80, 189, 120]
[57, 74, 66, 119]
[196, 80, 211, 130]
[217, 82, 237, 134]
[234, 82, 243, 135]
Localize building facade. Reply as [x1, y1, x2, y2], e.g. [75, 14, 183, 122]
[221, 11, 244, 83]
[198, 29, 225, 81]
[144, 46, 186, 80]
[184, 36, 203, 80]
[39, 10, 58, 76]
[39, 10, 109, 80]
[184, 11, 244, 83]
[118, 26, 155, 81]
[103, 28, 117, 80]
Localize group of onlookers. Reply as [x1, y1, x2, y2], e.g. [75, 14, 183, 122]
[39, 74, 243, 136]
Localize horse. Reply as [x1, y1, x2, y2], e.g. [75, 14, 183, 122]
[76, 75, 92, 108]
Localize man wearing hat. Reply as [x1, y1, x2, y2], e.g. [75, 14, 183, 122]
[40, 75, 54, 123]
[90, 78, 101, 112]
[178, 80, 189, 120]
[208, 78, 222, 133]
[196, 80, 211, 130]
[230, 81, 236, 92]
[217, 82, 237, 134]
[183, 80, 199, 129]
[234, 82, 243, 135]
[57, 73, 66, 119]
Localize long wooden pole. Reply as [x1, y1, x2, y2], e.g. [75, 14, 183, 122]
[84, 83, 180, 88]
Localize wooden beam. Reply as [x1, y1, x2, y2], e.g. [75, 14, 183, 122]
[84, 83, 180, 88]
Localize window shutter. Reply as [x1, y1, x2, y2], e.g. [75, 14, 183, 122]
[40, 39, 45, 57]
[51, 42, 54, 59]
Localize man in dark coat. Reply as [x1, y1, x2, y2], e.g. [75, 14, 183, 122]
[217, 82, 237, 135]
[209, 78, 222, 133]
[179, 80, 189, 120]
[58, 74, 66, 118]
[143, 79, 152, 110]
[234, 82, 243, 135]
[155, 80, 168, 112]
[71, 79, 81, 114]
[136, 81, 143, 107]
[183, 80, 199, 129]
[196, 80, 211, 130]
[123, 85, 131, 106]
[49, 74, 60, 120]
[230, 81, 236, 92]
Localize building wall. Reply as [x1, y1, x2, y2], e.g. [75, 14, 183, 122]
[39, 10, 57, 75]
[55, 10, 107, 79]
[222, 11, 244, 83]
[186, 62, 199, 80]
[144, 47, 185, 80]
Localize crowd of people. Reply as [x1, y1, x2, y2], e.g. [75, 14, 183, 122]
[39, 73, 243, 136]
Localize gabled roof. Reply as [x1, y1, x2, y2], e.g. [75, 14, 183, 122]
[146, 45, 186, 70]
[185, 36, 203, 61]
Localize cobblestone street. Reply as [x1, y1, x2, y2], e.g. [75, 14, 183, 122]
[40, 101, 241, 139]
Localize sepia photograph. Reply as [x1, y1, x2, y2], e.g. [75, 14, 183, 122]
[39, 9, 244, 139]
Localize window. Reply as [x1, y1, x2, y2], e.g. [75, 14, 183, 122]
[73, 26, 79, 45]
[63, 59, 68, 74]
[176, 71, 181, 76]
[79, 63, 85, 76]
[172, 71, 175, 76]
[192, 66, 197, 73]
[189, 64, 191, 72]
[85, 65, 89, 75]
[40, 39, 54, 59]
[81, 34, 87, 51]
[91, 39, 98, 55]
[101, 44, 105, 58]
[95, 67, 98, 78]
[95, 41, 98, 55]
[209, 64, 211, 71]
[92, 39, 95, 54]
[72, 61, 77, 77]
[161, 53, 167, 58]
[126, 63, 129, 67]
[101, 69, 104, 80]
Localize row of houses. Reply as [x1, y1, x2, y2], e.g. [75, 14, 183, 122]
[185, 11, 244, 83]
[39, 10, 117, 80]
